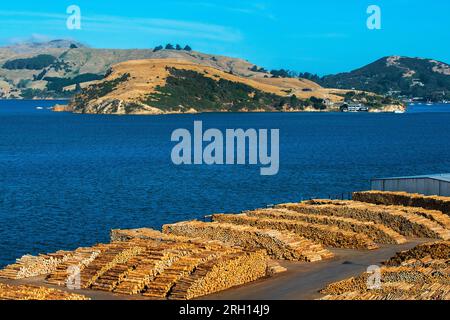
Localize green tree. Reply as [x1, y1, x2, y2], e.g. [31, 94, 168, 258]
[165, 44, 174, 50]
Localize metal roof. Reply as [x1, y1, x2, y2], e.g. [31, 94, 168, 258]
[372, 174, 450, 183]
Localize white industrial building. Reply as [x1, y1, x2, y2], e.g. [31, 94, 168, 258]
[371, 174, 450, 197]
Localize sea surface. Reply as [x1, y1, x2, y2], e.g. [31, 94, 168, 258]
[1, 100, 450, 267]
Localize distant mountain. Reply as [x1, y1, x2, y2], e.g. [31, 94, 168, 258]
[5, 39, 87, 53]
[319, 56, 450, 101]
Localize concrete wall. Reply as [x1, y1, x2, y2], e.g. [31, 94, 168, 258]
[371, 178, 450, 196]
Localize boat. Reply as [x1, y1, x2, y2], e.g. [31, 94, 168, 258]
[394, 110, 405, 114]
[35, 107, 44, 110]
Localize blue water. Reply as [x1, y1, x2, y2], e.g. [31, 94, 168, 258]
[1, 100, 450, 267]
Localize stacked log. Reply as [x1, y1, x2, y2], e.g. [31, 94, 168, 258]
[79, 243, 146, 289]
[396, 257, 449, 269]
[142, 249, 226, 298]
[394, 206, 450, 230]
[0, 250, 73, 280]
[353, 191, 450, 215]
[319, 240, 450, 300]
[111, 228, 233, 249]
[0, 283, 89, 300]
[266, 261, 288, 275]
[278, 202, 450, 240]
[111, 228, 194, 243]
[168, 250, 268, 300]
[163, 220, 334, 261]
[113, 242, 208, 295]
[321, 284, 450, 300]
[46, 246, 105, 286]
[245, 208, 406, 244]
[384, 241, 450, 266]
[317, 198, 450, 230]
[212, 214, 378, 250]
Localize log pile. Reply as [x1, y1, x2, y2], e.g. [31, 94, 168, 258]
[319, 241, 450, 300]
[111, 228, 234, 249]
[394, 206, 450, 230]
[142, 248, 224, 298]
[212, 214, 378, 250]
[384, 241, 450, 266]
[168, 250, 268, 300]
[0, 251, 73, 280]
[111, 228, 194, 243]
[79, 242, 147, 289]
[163, 220, 334, 261]
[320, 283, 450, 300]
[0, 283, 89, 300]
[46, 246, 105, 286]
[245, 208, 406, 244]
[278, 201, 450, 240]
[324, 196, 450, 230]
[113, 242, 235, 295]
[353, 191, 450, 215]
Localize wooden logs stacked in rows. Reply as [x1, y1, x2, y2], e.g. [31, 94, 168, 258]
[320, 283, 450, 300]
[0, 250, 73, 280]
[163, 220, 334, 261]
[46, 246, 106, 286]
[320, 266, 450, 300]
[212, 214, 378, 250]
[319, 241, 450, 300]
[0, 283, 89, 300]
[279, 201, 450, 240]
[353, 191, 450, 215]
[142, 248, 225, 298]
[384, 241, 450, 266]
[168, 250, 268, 300]
[113, 242, 211, 295]
[393, 206, 450, 230]
[245, 208, 407, 244]
[79, 242, 146, 289]
[111, 228, 235, 249]
[321, 197, 450, 230]
[111, 228, 194, 243]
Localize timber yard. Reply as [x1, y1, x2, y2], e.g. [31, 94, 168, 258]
[0, 190, 449, 300]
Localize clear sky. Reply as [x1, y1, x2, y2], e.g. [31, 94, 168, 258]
[0, 0, 449, 75]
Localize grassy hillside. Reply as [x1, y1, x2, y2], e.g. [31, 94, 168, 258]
[0, 41, 276, 99]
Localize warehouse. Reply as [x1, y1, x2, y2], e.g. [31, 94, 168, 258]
[371, 174, 450, 196]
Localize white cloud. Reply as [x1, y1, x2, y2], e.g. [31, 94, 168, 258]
[0, 10, 243, 43]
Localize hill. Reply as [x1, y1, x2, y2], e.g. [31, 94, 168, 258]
[0, 40, 292, 99]
[319, 56, 450, 101]
[65, 59, 350, 115]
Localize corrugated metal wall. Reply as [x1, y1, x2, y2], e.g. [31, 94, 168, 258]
[371, 178, 450, 196]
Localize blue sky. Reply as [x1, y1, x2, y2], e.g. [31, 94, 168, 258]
[0, 0, 449, 75]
